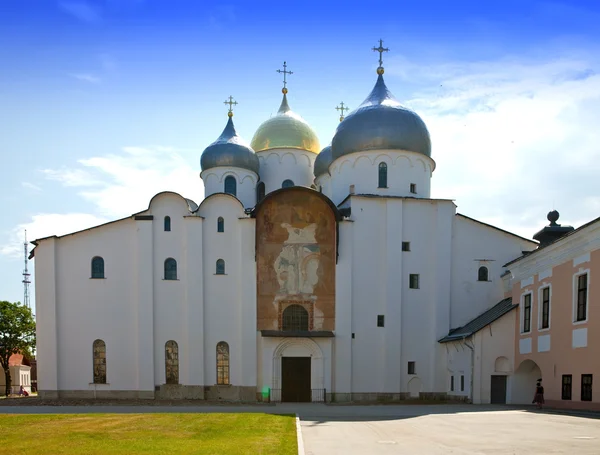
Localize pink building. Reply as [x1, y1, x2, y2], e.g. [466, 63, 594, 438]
[507, 212, 600, 410]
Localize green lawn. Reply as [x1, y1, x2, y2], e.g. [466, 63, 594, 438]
[0, 413, 297, 455]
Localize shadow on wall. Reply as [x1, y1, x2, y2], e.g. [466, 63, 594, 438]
[511, 359, 541, 404]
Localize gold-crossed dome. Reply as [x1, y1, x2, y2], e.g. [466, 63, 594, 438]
[250, 94, 321, 154]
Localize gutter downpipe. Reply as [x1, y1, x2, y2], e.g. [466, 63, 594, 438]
[464, 336, 475, 404]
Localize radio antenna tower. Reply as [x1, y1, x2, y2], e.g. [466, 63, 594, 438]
[22, 229, 31, 309]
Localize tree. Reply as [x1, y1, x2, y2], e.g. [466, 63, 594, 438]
[0, 301, 36, 396]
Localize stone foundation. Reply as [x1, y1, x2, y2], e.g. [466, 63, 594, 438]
[203, 385, 257, 402]
[156, 384, 204, 400]
[328, 392, 411, 403]
[39, 390, 155, 400]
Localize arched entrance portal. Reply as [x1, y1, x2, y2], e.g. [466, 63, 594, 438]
[511, 359, 542, 404]
[272, 338, 324, 402]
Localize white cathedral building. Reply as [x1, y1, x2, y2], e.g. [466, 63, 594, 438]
[33, 44, 538, 403]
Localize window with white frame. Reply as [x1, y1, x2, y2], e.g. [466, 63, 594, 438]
[539, 286, 550, 329]
[522, 293, 532, 333]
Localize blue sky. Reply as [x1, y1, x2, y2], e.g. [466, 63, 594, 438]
[1, 0, 600, 310]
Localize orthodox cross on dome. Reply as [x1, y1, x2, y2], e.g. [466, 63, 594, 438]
[335, 102, 349, 122]
[224, 95, 238, 117]
[372, 39, 389, 74]
[276, 61, 293, 94]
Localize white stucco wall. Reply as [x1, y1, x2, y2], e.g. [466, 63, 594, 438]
[257, 149, 317, 194]
[197, 194, 257, 387]
[315, 173, 331, 199]
[474, 310, 515, 404]
[443, 310, 516, 404]
[341, 196, 455, 394]
[33, 183, 534, 400]
[201, 167, 258, 209]
[52, 217, 139, 392]
[328, 150, 434, 206]
[450, 215, 536, 329]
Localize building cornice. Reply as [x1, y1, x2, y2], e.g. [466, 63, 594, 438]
[510, 222, 600, 281]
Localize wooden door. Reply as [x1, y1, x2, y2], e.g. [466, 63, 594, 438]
[281, 357, 311, 402]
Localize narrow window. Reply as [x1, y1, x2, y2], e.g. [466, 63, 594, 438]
[450, 376, 455, 392]
[164, 216, 171, 232]
[216, 342, 230, 385]
[216, 259, 225, 275]
[460, 375, 465, 392]
[541, 287, 550, 329]
[282, 179, 294, 188]
[378, 162, 387, 188]
[217, 217, 224, 233]
[164, 258, 177, 280]
[224, 176, 237, 196]
[257, 182, 265, 202]
[410, 183, 417, 194]
[576, 273, 588, 322]
[165, 340, 179, 385]
[377, 315, 385, 327]
[93, 339, 106, 384]
[409, 274, 420, 289]
[408, 361, 415, 375]
[282, 305, 309, 331]
[581, 374, 593, 401]
[478, 266, 489, 282]
[319, 185, 322, 193]
[562, 375, 572, 400]
[402, 242, 411, 252]
[91, 256, 105, 279]
[523, 294, 531, 333]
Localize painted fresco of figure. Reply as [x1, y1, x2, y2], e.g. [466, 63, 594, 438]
[275, 223, 320, 295]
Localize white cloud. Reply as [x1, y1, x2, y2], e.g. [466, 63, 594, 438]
[1, 213, 109, 258]
[385, 52, 600, 238]
[58, 1, 101, 23]
[41, 146, 201, 220]
[2, 146, 201, 259]
[69, 73, 101, 83]
[42, 168, 104, 187]
[21, 182, 42, 192]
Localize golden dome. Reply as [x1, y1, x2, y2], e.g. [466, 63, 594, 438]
[250, 94, 321, 154]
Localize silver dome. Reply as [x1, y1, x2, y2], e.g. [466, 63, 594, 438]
[314, 144, 333, 177]
[331, 74, 431, 160]
[201, 116, 260, 174]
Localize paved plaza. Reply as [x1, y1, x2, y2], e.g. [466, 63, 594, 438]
[1, 403, 599, 454]
[297, 405, 600, 455]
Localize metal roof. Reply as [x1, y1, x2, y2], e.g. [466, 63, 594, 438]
[438, 297, 516, 343]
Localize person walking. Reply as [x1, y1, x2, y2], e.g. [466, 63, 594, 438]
[533, 379, 544, 409]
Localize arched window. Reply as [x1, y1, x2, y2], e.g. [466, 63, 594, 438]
[257, 182, 265, 203]
[216, 341, 230, 385]
[282, 179, 294, 188]
[224, 176, 237, 196]
[164, 258, 177, 280]
[216, 259, 225, 275]
[282, 304, 309, 331]
[165, 340, 179, 384]
[217, 217, 224, 233]
[93, 339, 106, 384]
[91, 256, 104, 279]
[478, 266, 489, 282]
[378, 162, 388, 188]
[164, 216, 171, 231]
